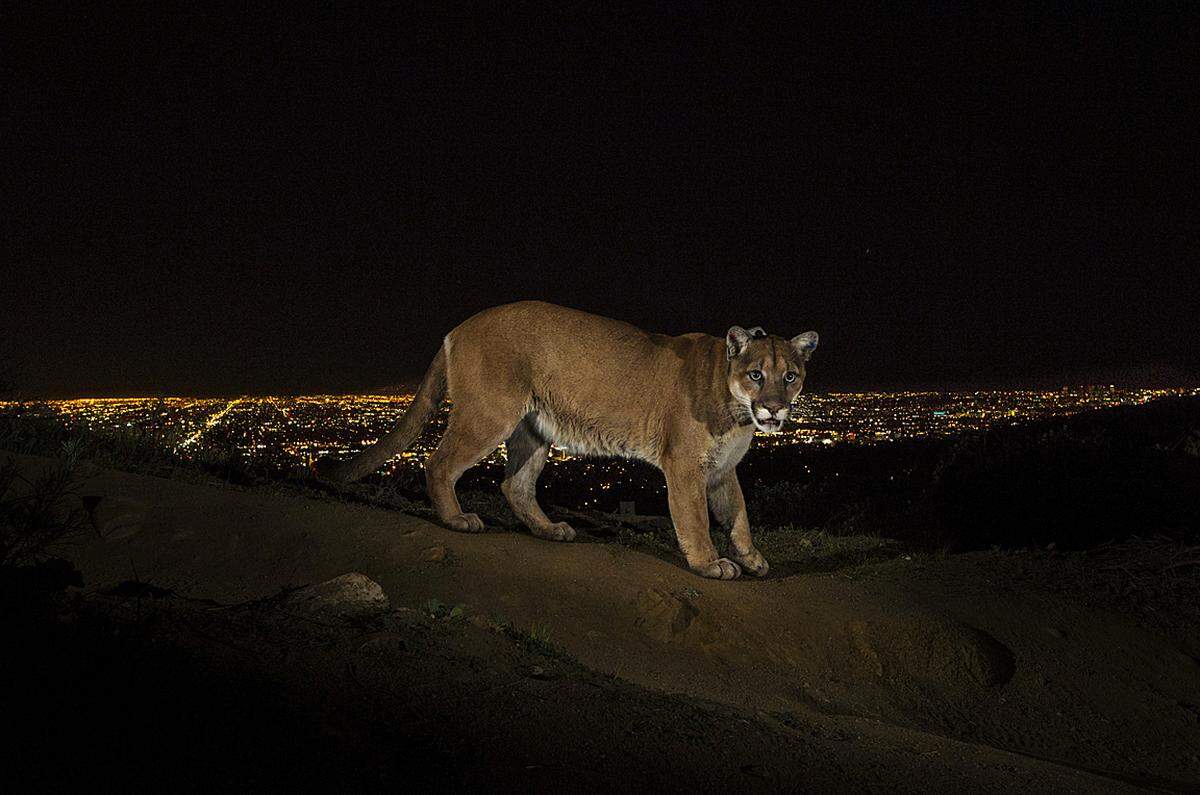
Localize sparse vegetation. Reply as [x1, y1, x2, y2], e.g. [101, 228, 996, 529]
[615, 525, 677, 556]
[0, 446, 87, 569]
[423, 598, 466, 620]
[504, 621, 571, 660]
[1074, 534, 1200, 636]
[753, 526, 901, 576]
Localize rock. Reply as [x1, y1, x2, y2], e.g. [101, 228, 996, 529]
[287, 573, 389, 617]
[955, 626, 1017, 687]
[84, 496, 148, 540]
[1046, 627, 1067, 639]
[845, 616, 1016, 689]
[519, 664, 555, 680]
[422, 545, 447, 562]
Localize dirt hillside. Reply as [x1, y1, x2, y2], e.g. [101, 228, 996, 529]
[19, 454, 1200, 791]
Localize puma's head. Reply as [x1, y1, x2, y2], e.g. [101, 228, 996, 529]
[725, 325, 819, 433]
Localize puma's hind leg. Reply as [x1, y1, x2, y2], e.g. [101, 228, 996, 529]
[501, 416, 574, 541]
[425, 394, 525, 534]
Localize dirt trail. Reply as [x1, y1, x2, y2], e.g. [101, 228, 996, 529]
[35, 456, 1200, 790]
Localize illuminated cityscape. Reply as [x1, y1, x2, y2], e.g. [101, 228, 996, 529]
[2, 387, 1195, 477]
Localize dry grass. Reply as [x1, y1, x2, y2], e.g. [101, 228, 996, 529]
[1090, 534, 1200, 600]
[0, 453, 87, 568]
[984, 535, 1200, 644]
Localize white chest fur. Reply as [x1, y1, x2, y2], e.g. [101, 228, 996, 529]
[705, 427, 753, 478]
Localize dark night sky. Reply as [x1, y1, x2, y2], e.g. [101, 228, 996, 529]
[3, 4, 1198, 397]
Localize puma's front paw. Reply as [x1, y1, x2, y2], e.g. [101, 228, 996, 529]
[691, 557, 742, 580]
[443, 512, 485, 533]
[532, 521, 576, 542]
[732, 547, 770, 577]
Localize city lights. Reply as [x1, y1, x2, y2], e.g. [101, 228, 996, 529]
[3, 388, 1195, 477]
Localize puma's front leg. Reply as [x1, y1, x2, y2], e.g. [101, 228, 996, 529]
[663, 460, 741, 580]
[708, 469, 769, 577]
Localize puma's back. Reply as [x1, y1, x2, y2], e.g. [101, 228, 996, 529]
[444, 301, 721, 462]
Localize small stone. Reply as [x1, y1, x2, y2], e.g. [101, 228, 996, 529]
[520, 664, 554, 680]
[1046, 627, 1067, 639]
[287, 573, 389, 617]
[530, 665, 546, 678]
[422, 545, 447, 562]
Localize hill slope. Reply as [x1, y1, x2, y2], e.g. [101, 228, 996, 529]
[8, 454, 1200, 790]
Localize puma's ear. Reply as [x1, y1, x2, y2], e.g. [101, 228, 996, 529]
[726, 326, 752, 359]
[746, 326, 766, 338]
[791, 331, 819, 361]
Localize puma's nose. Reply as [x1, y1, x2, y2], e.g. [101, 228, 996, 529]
[761, 400, 787, 415]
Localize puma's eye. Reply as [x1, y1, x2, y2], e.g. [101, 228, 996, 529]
[784, 371, 797, 383]
[748, 370, 763, 382]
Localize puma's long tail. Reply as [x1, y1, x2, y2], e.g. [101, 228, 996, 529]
[314, 346, 448, 484]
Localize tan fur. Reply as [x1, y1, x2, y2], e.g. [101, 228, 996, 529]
[317, 301, 818, 580]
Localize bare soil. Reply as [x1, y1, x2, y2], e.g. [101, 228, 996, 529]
[6, 454, 1200, 792]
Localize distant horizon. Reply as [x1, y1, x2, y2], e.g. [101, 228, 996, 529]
[5, 355, 1196, 401]
[7, 383, 1200, 403]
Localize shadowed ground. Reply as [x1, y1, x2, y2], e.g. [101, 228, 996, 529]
[6, 454, 1199, 791]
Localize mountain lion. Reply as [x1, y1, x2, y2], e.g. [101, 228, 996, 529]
[317, 301, 818, 579]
